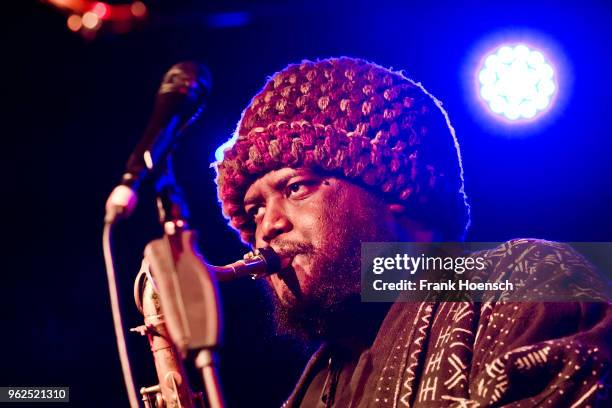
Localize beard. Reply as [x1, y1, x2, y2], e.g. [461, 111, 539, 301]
[267, 186, 394, 343]
[270, 237, 360, 342]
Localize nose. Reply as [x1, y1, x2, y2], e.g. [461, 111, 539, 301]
[257, 197, 292, 245]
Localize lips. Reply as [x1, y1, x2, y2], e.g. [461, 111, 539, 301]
[279, 255, 294, 270]
[277, 258, 298, 281]
[272, 247, 297, 268]
[270, 244, 310, 278]
[274, 251, 299, 279]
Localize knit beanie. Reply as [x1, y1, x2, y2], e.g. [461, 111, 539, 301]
[214, 57, 470, 244]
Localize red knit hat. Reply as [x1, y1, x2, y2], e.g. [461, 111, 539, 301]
[214, 57, 470, 244]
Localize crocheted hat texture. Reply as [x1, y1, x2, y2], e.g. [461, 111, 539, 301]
[215, 57, 469, 244]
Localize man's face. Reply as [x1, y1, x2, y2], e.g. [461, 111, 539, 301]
[244, 167, 396, 339]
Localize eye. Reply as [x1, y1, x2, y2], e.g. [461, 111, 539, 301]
[285, 178, 319, 199]
[288, 182, 304, 194]
[246, 205, 264, 223]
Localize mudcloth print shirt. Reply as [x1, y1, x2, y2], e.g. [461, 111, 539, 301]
[283, 239, 611, 407]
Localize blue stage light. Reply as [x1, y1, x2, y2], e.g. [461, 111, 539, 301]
[478, 44, 556, 121]
[214, 136, 237, 163]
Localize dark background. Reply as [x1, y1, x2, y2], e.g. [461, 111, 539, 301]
[2, 0, 611, 406]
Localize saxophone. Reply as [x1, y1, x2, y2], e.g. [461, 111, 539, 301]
[131, 248, 280, 408]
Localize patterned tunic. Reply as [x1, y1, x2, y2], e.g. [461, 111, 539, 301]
[283, 239, 611, 407]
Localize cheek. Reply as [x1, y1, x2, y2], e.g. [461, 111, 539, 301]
[293, 183, 347, 244]
[286, 201, 325, 247]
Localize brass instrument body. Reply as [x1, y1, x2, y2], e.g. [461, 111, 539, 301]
[133, 266, 203, 408]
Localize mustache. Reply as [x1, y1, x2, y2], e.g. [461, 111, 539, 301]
[269, 239, 315, 258]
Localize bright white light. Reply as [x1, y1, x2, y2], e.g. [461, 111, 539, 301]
[214, 135, 237, 163]
[478, 44, 556, 121]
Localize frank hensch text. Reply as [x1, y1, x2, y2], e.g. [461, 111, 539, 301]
[369, 253, 514, 293]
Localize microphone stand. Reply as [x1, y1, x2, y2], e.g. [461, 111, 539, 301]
[143, 155, 225, 408]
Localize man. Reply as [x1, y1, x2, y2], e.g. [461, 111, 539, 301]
[214, 57, 610, 407]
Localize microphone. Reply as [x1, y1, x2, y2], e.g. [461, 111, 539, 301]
[105, 62, 212, 223]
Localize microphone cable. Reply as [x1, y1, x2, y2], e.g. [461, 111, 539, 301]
[103, 221, 140, 408]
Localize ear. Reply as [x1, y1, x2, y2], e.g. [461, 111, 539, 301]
[386, 203, 435, 242]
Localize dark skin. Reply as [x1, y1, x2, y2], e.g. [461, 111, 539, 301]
[244, 167, 433, 340]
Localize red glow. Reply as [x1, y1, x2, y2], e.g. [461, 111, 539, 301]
[48, 0, 148, 35]
[92, 2, 109, 19]
[66, 14, 82, 32]
[131, 1, 147, 18]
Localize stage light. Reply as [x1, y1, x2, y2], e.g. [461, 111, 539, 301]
[130, 1, 147, 18]
[478, 44, 556, 121]
[206, 12, 251, 29]
[82, 11, 101, 30]
[92, 2, 109, 19]
[66, 14, 82, 32]
[214, 136, 237, 163]
[46, 1, 149, 38]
